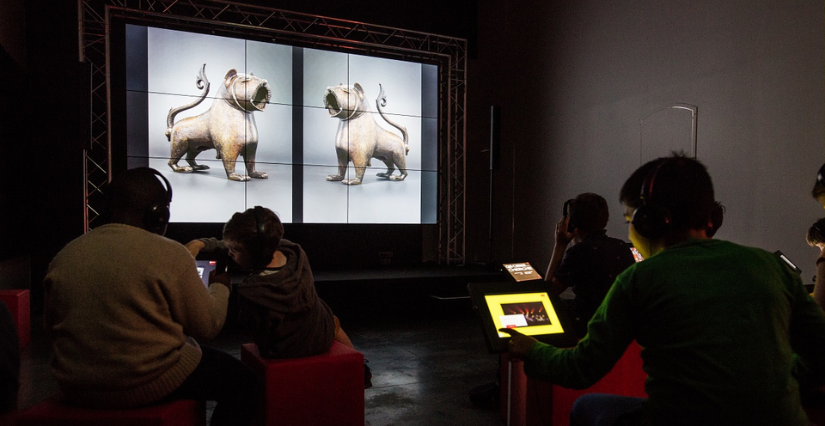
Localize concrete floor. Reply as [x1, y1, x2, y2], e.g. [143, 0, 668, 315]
[17, 300, 507, 426]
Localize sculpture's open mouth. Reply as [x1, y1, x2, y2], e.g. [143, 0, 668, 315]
[250, 83, 271, 111]
[324, 91, 341, 116]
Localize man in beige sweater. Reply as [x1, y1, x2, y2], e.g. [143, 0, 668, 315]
[43, 167, 259, 425]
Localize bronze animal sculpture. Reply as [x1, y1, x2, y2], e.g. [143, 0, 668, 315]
[165, 64, 271, 181]
[323, 83, 409, 185]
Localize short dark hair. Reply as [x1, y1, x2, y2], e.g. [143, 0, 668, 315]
[106, 168, 168, 220]
[807, 218, 825, 247]
[621, 154, 715, 232]
[619, 159, 664, 210]
[568, 193, 609, 233]
[223, 207, 284, 269]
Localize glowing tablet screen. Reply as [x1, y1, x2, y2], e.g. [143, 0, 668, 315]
[195, 260, 217, 288]
[484, 292, 566, 338]
[502, 262, 542, 281]
[630, 247, 644, 263]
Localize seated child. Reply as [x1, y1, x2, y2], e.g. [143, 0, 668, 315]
[188, 206, 371, 387]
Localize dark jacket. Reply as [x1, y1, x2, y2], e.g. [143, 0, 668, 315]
[236, 239, 335, 358]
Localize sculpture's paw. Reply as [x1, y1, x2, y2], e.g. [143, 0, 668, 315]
[376, 172, 391, 178]
[172, 166, 194, 173]
[193, 165, 210, 171]
[228, 173, 251, 182]
[250, 171, 268, 179]
[389, 175, 406, 181]
[342, 179, 362, 185]
[327, 175, 345, 181]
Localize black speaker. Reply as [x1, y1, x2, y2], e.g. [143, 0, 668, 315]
[631, 161, 671, 240]
[144, 169, 173, 234]
[490, 105, 501, 171]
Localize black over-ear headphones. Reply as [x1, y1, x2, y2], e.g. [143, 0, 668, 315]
[251, 206, 271, 268]
[254, 205, 266, 238]
[707, 201, 725, 238]
[144, 169, 173, 233]
[631, 160, 671, 240]
[812, 221, 825, 237]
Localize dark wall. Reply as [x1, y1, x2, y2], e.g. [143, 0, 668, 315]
[0, 1, 85, 302]
[0, 46, 26, 261]
[473, 1, 825, 275]
[0, 0, 27, 261]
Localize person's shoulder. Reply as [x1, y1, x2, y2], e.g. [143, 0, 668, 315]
[704, 239, 769, 256]
[278, 239, 308, 259]
[672, 239, 785, 269]
[52, 224, 126, 256]
[104, 223, 192, 257]
[278, 238, 299, 250]
[604, 235, 631, 248]
[598, 234, 635, 256]
[278, 238, 294, 247]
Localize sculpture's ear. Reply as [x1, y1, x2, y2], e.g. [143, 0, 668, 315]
[224, 69, 238, 86]
[353, 82, 365, 100]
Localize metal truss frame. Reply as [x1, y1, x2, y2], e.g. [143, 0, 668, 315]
[78, 0, 466, 264]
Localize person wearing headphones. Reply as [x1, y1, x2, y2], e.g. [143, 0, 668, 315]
[43, 167, 259, 425]
[502, 155, 825, 426]
[186, 206, 372, 388]
[806, 218, 825, 310]
[545, 193, 635, 338]
[813, 164, 825, 209]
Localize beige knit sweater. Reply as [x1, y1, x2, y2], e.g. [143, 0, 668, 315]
[43, 224, 229, 408]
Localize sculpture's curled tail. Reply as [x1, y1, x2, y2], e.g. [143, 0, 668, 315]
[165, 63, 210, 141]
[376, 84, 409, 154]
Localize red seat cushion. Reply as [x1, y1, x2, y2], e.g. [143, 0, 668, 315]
[240, 341, 364, 426]
[15, 395, 205, 426]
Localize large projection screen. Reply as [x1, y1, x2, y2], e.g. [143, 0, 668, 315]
[81, 1, 468, 263]
[125, 25, 438, 224]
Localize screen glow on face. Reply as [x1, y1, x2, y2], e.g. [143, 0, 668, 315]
[484, 292, 565, 338]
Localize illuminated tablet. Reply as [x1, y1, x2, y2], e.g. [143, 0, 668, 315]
[195, 260, 217, 288]
[467, 281, 577, 353]
[502, 262, 543, 281]
[485, 292, 565, 338]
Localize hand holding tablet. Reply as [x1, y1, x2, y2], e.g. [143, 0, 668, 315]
[498, 327, 524, 336]
[208, 269, 232, 292]
[208, 257, 232, 292]
[499, 327, 538, 358]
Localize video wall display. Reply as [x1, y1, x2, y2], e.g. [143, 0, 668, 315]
[124, 25, 438, 224]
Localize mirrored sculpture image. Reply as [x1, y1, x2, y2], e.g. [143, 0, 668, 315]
[165, 64, 272, 181]
[324, 83, 409, 185]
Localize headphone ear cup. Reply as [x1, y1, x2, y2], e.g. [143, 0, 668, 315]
[144, 203, 170, 233]
[631, 204, 670, 240]
[251, 206, 271, 269]
[707, 202, 725, 237]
